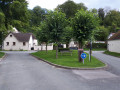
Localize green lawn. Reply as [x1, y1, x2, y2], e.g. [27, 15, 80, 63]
[84, 48, 107, 51]
[31, 50, 105, 68]
[0, 52, 5, 58]
[104, 51, 120, 58]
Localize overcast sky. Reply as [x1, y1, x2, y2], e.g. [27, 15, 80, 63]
[26, 0, 120, 10]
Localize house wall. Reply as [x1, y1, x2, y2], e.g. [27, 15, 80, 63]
[34, 44, 53, 51]
[3, 33, 29, 50]
[108, 40, 120, 53]
[69, 41, 77, 47]
[28, 35, 34, 50]
[34, 39, 38, 46]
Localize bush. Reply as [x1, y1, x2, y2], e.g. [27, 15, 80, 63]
[86, 43, 107, 48]
[58, 48, 70, 52]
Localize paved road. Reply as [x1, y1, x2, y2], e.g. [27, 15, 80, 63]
[0, 51, 120, 90]
[92, 51, 120, 75]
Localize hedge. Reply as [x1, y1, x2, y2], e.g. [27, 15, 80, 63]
[86, 43, 107, 48]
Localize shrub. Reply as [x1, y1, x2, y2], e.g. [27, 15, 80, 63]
[86, 43, 107, 48]
[58, 48, 70, 52]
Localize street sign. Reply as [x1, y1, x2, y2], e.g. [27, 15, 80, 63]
[81, 53, 87, 64]
[81, 53, 87, 59]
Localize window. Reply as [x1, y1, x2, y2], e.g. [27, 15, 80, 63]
[74, 41, 78, 44]
[13, 42, 16, 46]
[23, 42, 26, 46]
[10, 35, 12, 37]
[6, 42, 9, 46]
[33, 43, 35, 46]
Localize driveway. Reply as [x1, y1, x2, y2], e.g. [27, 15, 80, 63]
[0, 51, 120, 90]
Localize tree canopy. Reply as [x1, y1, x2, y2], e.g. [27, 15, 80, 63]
[55, 0, 87, 18]
[72, 9, 99, 48]
[45, 11, 67, 58]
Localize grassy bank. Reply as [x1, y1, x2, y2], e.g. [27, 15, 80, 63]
[31, 50, 105, 68]
[104, 51, 120, 58]
[0, 52, 5, 58]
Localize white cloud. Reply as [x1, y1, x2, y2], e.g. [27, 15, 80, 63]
[26, 0, 120, 10]
[26, 0, 67, 10]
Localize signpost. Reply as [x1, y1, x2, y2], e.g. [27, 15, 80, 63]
[81, 53, 87, 64]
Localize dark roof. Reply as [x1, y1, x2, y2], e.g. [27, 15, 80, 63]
[12, 33, 36, 42]
[108, 30, 120, 40]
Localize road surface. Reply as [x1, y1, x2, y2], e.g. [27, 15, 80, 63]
[0, 51, 120, 90]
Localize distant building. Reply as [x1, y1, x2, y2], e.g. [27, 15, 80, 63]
[108, 30, 120, 53]
[108, 33, 115, 39]
[3, 32, 38, 50]
[3, 28, 53, 51]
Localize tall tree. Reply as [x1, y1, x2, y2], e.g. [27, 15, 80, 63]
[94, 26, 109, 41]
[37, 21, 50, 53]
[104, 10, 120, 32]
[98, 8, 105, 25]
[55, 0, 87, 18]
[72, 9, 99, 49]
[0, 11, 6, 45]
[30, 6, 47, 26]
[45, 11, 67, 58]
[61, 26, 73, 48]
[77, 3, 87, 10]
[0, 0, 29, 31]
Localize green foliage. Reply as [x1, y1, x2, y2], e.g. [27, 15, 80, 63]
[104, 51, 120, 58]
[58, 48, 70, 52]
[0, 52, 5, 58]
[30, 6, 47, 26]
[0, 0, 29, 31]
[61, 26, 73, 48]
[44, 11, 67, 58]
[55, 0, 87, 18]
[94, 26, 109, 41]
[0, 11, 6, 31]
[86, 43, 107, 49]
[104, 10, 120, 32]
[98, 8, 105, 25]
[37, 21, 50, 43]
[45, 11, 67, 43]
[72, 9, 100, 48]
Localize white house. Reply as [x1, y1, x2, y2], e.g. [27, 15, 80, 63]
[3, 27, 54, 51]
[3, 32, 54, 51]
[3, 32, 38, 50]
[108, 30, 120, 53]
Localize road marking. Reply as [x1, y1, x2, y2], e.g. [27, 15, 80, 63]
[72, 70, 118, 80]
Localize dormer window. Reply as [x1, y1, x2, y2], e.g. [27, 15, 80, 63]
[10, 35, 12, 37]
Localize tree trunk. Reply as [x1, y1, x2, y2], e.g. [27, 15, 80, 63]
[78, 41, 82, 49]
[66, 43, 69, 48]
[46, 43, 48, 53]
[56, 45, 58, 59]
[41, 44, 43, 51]
[78, 41, 83, 62]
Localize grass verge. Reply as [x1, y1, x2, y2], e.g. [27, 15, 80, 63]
[31, 50, 105, 68]
[104, 51, 120, 58]
[0, 52, 5, 58]
[84, 48, 107, 51]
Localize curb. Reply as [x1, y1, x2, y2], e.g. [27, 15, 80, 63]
[0, 53, 6, 62]
[30, 54, 108, 70]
